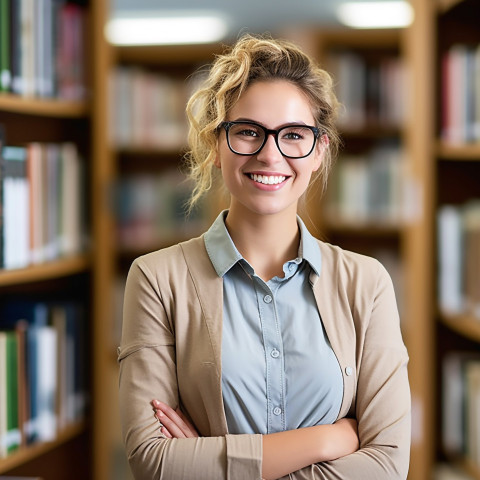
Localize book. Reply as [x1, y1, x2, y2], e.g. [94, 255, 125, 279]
[437, 205, 464, 314]
[0, 0, 11, 91]
[0, 300, 88, 444]
[0, 331, 7, 457]
[1, 145, 30, 270]
[437, 202, 480, 318]
[5, 330, 21, 454]
[0, 125, 5, 268]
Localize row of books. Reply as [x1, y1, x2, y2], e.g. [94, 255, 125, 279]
[442, 353, 480, 469]
[0, 301, 88, 458]
[441, 44, 480, 144]
[0, 0, 86, 99]
[114, 168, 208, 252]
[437, 201, 480, 318]
[325, 142, 409, 226]
[110, 67, 201, 149]
[326, 50, 407, 130]
[0, 135, 86, 270]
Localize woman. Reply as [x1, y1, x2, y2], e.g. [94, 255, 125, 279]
[118, 34, 411, 480]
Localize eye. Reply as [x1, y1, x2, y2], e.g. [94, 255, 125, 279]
[238, 128, 259, 137]
[281, 127, 307, 141]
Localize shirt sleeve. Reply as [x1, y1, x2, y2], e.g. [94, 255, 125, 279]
[118, 257, 263, 480]
[288, 261, 411, 480]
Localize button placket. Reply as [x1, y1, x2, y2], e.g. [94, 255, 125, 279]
[257, 283, 285, 433]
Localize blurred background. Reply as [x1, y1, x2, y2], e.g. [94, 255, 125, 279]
[0, 0, 479, 479]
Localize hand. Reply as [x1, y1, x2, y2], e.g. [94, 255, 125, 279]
[150, 399, 199, 439]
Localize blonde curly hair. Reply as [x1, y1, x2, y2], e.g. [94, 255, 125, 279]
[184, 34, 341, 210]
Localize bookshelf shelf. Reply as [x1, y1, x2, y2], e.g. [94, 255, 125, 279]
[437, 142, 480, 160]
[437, 0, 464, 14]
[457, 458, 480, 480]
[0, 94, 89, 118]
[0, 255, 92, 287]
[115, 43, 223, 65]
[0, 421, 86, 474]
[323, 219, 402, 236]
[116, 145, 186, 157]
[439, 312, 480, 343]
[339, 125, 403, 139]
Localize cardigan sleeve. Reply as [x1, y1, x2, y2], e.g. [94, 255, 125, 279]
[288, 260, 411, 480]
[118, 257, 262, 480]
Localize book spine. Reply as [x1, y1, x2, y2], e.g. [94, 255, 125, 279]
[0, 0, 11, 91]
[5, 331, 21, 453]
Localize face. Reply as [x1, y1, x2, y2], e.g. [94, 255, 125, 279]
[215, 80, 325, 219]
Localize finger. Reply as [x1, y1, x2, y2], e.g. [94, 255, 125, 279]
[157, 410, 189, 438]
[152, 400, 193, 438]
[160, 426, 173, 438]
[175, 408, 199, 437]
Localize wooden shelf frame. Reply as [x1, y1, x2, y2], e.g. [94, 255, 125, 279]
[437, 0, 465, 14]
[0, 422, 86, 474]
[437, 141, 480, 160]
[439, 312, 480, 343]
[0, 94, 89, 118]
[0, 254, 92, 287]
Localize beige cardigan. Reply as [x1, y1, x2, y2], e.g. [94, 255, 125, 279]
[118, 235, 411, 479]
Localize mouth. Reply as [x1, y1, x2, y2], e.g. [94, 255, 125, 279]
[246, 173, 289, 185]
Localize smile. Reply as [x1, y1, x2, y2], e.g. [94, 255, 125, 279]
[247, 173, 287, 185]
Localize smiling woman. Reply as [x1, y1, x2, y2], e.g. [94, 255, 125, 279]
[118, 34, 411, 480]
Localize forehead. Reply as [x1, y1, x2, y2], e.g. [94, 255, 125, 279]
[228, 80, 315, 125]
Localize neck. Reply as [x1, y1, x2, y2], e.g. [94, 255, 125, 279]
[225, 205, 300, 281]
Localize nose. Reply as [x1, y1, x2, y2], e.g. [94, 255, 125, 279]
[256, 132, 283, 164]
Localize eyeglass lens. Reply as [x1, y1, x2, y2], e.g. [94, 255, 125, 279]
[226, 122, 316, 158]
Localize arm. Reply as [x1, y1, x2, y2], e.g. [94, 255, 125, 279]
[261, 419, 358, 480]
[288, 261, 411, 480]
[119, 257, 262, 480]
[153, 400, 359, 480]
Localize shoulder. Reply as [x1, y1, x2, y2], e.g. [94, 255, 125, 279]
[128, 235, 209, 285]
[317, 240, 392, 292]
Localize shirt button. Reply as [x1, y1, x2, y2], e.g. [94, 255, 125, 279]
[263, 294, 272, 304]
[271, 348, 280, 358]
[273, 407, 282, 416]
[288, 264, 295, 271]
[345, 366, 353, 376]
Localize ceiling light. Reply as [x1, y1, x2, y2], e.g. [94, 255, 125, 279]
[337, 1, 414, 29]
[105, 13, 229, 46]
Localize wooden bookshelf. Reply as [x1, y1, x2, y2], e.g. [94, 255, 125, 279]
[0, 0, 102, 479]
[0, 422, 86, 474]
[433, 0, 480, 476]
[309, 20, 436, 480]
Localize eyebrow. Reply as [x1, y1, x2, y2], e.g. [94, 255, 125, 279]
[229, 118, 313, 128]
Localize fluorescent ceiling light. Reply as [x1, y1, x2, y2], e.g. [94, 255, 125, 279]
[105, 12, 229, 46]
[337, 1, 414, 28]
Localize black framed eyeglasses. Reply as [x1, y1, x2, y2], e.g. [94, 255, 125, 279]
[219, 121, 322, 159]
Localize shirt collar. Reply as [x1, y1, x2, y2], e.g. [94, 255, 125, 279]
[204, 210, 322, 278]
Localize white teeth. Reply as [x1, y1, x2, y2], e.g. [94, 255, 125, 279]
[249, 174, 286, 185]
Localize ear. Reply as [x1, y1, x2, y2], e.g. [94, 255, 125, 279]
[312, 134, 329, 172]
[214, 152, 221, 169]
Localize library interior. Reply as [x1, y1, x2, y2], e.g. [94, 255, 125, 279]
[0, 0, 479, 479]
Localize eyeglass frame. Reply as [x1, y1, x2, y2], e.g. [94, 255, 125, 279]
[218, 121, 323, 159]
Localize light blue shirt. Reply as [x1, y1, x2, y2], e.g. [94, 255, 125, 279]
[204, 211, 343, 435]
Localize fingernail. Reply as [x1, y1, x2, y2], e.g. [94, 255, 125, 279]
[158, 410, 164, 418]
[152, 399, 160, 407]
